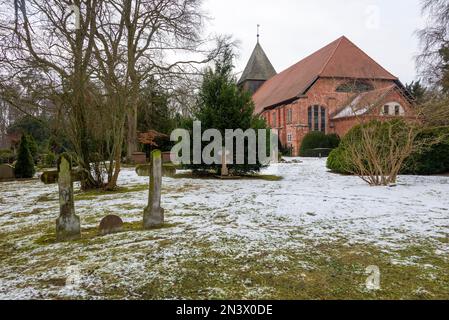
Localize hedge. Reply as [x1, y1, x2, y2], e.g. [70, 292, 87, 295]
[300, 132, 340, 157]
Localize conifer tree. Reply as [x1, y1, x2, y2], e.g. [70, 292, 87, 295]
[14, 135, 36, 179]
[186, 48, 269, 174]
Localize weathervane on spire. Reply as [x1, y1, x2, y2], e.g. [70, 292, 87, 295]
[257, 24, 260, 43]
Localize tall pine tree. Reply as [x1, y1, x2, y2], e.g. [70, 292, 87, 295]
[186, 48, 269, 174]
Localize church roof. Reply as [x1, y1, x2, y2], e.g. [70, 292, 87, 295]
[332, 85, 397, 119]
[238, 42, 277, 85]
[253, 36, 398, 114]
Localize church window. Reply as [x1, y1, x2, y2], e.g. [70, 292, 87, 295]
[314, 106, 319, 131]
[308, 105, 327, 132]
[336, 80, 374, 93]
[320, 107, 326, 132]
[308, 107, 313, 130]
[287, 109, 293, 124]
[272, 112, 277, 128]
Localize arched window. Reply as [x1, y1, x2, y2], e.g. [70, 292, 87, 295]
[308, 105, 327, 132]
[336, 80, 374, 93]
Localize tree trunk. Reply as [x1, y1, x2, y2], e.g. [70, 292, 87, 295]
[126, 105, 138, 160]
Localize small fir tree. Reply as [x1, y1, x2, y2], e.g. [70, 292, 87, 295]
[14, 135, 36, 179]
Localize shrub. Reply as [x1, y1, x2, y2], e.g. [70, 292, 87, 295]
[327, 120, 408, 177]
[43, 152, 57, 168]
[0, 149, 15, 164]
[300, 132, 340, 157]
[326, 133, 341, 149]
[402, 127, 449, 175]
[14, 135, 36, 179]
[327, 122, 449, 176]
[327, 147, 352, 174]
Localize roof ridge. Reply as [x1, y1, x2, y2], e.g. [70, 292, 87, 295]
[318, 36, 345, 76]
[272, 37, 342, 79]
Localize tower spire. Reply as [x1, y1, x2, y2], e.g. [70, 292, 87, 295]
[257, 24, 260, 43]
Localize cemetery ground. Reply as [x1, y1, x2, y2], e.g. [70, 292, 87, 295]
[0, 158, 449, 300]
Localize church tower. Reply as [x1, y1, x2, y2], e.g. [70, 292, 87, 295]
[238, 29, 276, 95]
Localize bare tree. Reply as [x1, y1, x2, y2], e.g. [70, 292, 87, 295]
[417, 0, 449, 90]
[1, 0, 103, 189]
[90, 0, 228, 188]
[1, 0, 229, 190]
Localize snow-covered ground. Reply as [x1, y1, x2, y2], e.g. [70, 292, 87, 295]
[0, 158, 448, 299]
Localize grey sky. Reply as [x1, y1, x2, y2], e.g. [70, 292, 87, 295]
[204, 0, 425, 84]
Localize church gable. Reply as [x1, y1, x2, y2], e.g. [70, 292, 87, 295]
[252, 36, 399, 114]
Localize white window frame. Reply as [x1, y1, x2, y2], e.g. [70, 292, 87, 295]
[381, 102, 405, 116]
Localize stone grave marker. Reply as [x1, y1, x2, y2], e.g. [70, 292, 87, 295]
[99, 215, 124, 236]
[41, 154, 84, 241]
[0, 164, 15, 181]
[56, 154, 81, 241]
[141, 150, 164, 229]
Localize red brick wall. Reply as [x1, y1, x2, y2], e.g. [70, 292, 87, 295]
[260, 78, 413, 156]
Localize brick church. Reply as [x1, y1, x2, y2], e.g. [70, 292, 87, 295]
[238, 36, 414, 156]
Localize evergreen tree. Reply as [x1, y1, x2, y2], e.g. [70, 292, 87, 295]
[14, 135, 36, 179]
[186, 48, 269, 174]
[406, 80, 427, 105]
[27, 134, 38, 163]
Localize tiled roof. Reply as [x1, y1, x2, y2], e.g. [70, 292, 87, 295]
[253, 36, 398, 114]
[332, 85, 397, 119]
[238, 42, 277, 84]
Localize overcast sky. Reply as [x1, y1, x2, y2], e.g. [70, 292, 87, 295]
[203, 0, 425, 84]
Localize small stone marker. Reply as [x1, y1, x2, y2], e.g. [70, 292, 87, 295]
[221, 147, 229, 177]
[0, 164, 15, 181]
[99, 215, 124, 236]
[143, 150, 164, 229]
[56, 154, 81, 241]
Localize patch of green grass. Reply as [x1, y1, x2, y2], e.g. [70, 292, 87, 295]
[135, 238, 449, 300]
[75, 184, 148, 201]
[34, 221, 182, 246]
[36, 194, 56, 203]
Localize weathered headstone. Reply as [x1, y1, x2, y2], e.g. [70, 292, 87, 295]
[136, 163, 176, 178]
[40, 168, 85, 184]
[99, 215, 124, 236]
[0, 164, 15, 181]
[143, 150, 164, 229]
[56, 154, 81, 241]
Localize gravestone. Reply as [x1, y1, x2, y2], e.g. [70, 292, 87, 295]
[136, 163, 176, 178]
[0, 164, 14, 181]
[55, 154, 81, 241]
[143, 150, 164, 229]
[99, 215, 124, 236]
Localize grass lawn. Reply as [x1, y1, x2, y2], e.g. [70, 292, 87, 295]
[0, 158, 448, 299]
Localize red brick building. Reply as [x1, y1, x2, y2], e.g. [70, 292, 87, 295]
[239, 36, 414, 156]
